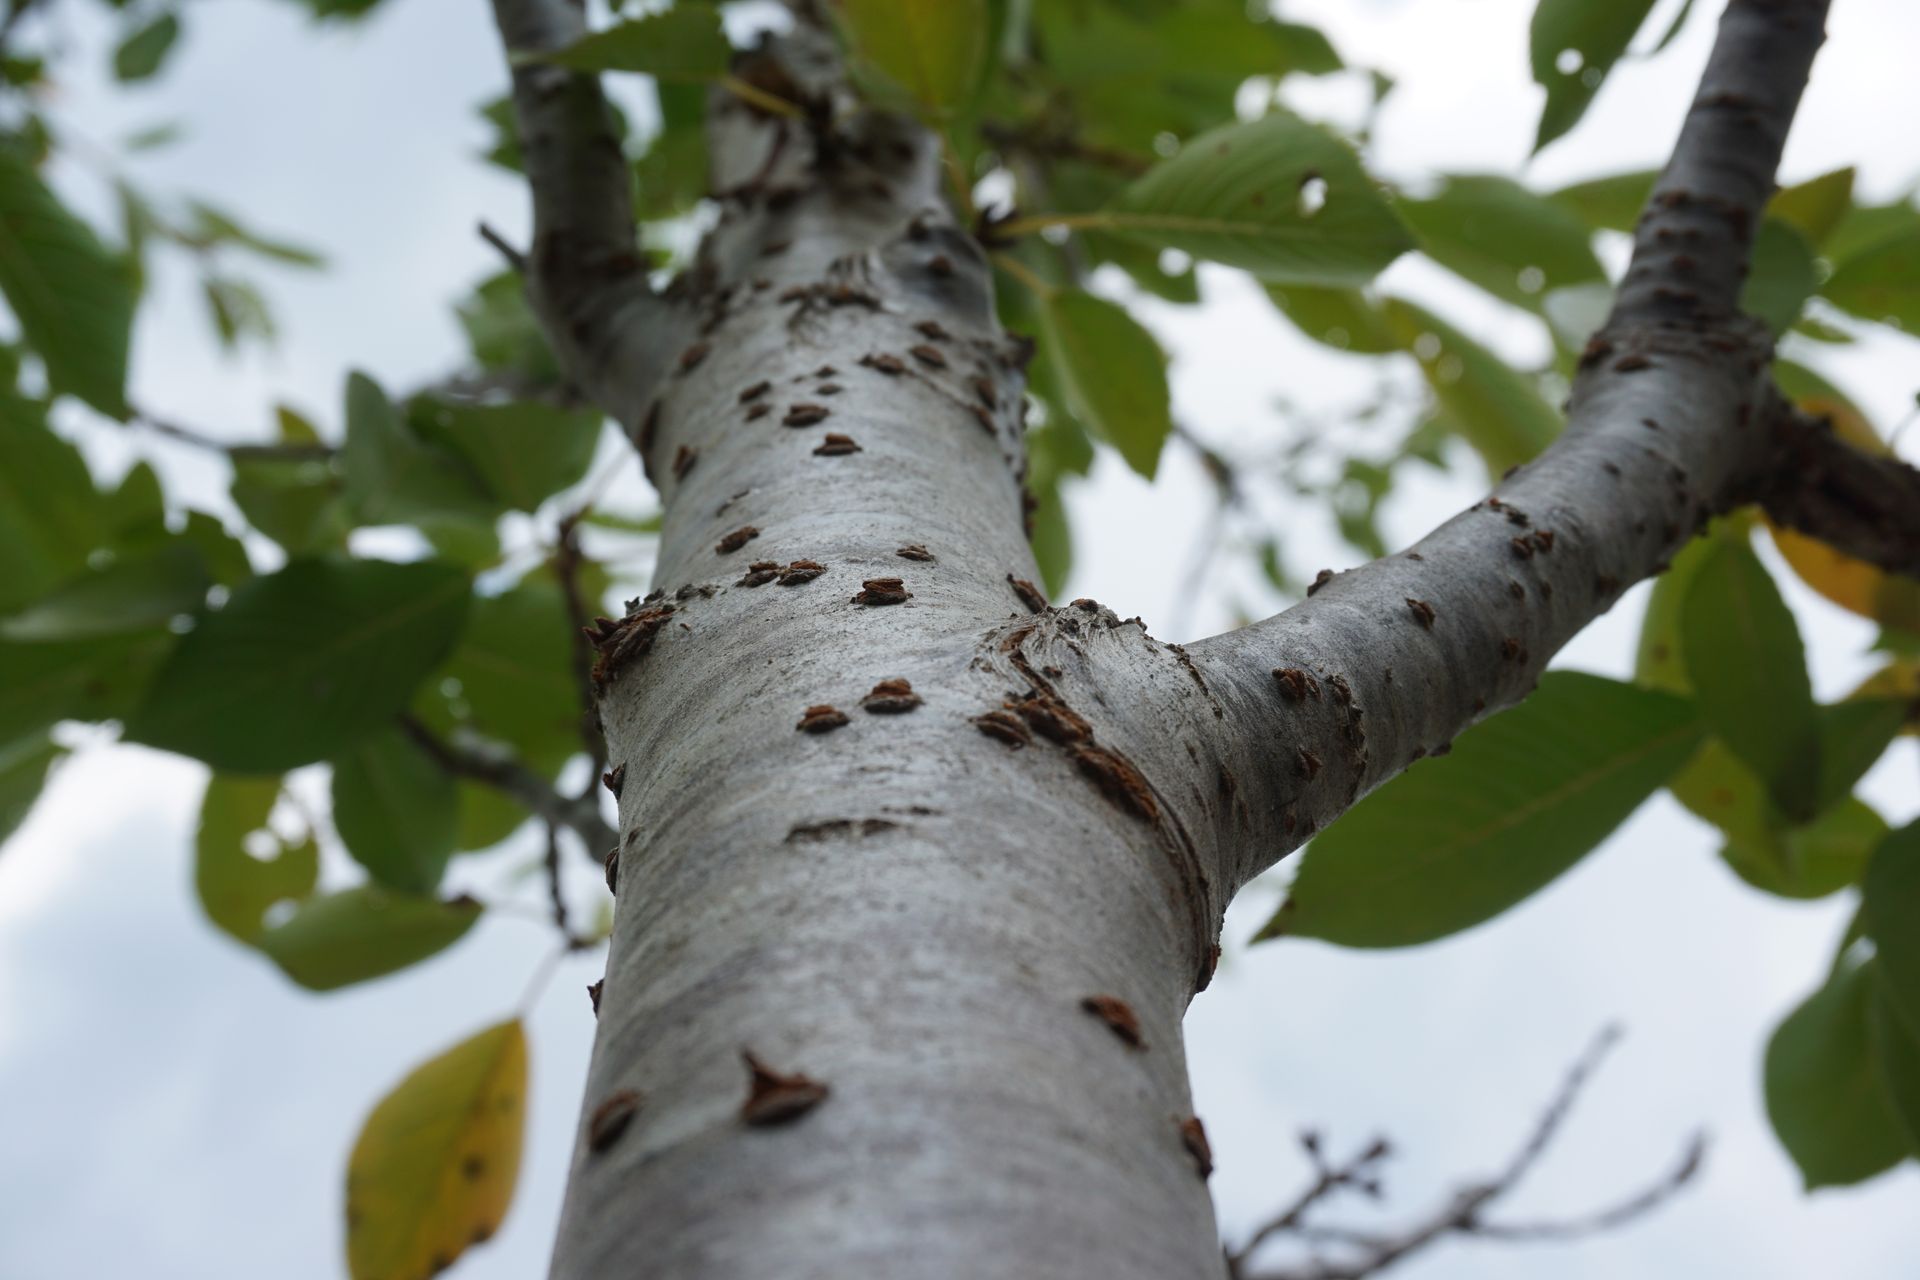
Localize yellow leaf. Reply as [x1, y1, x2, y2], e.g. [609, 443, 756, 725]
[1852, 659, 1919, 737]
[1766, 367, 1920, 632]
[346, 1020, 527, 1280]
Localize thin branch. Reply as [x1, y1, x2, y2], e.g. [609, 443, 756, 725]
[1759, 399, 1920, 579]
[1228, 1132, 1391, 1276]
[542, 820, 583, 948]
[1238, 1027, 1707, 1280]
[554, 505, 610, 787]
[397, 713, 616, 855]
[477, 220, 528, 273]
[127, 407, 334, 462]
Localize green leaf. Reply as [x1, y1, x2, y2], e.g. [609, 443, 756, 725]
[1028, 479, 1072, 597]
[1381, 297, 1561, 475]
[1036, 289, 1171, 479]
[838, 0, 987, 118]
[127, 557, 471, 772]
[259, 886, 480, 991]
[1764, 960, 1910, 1189]
[1634, 519, 1732, 694]
[104, 459, 165, 546]
[1719, 794, 1887, 901]
[1823, 200, 1920, 265]
[112, 13, 180, 83]
[1868, 980, 1920, 1157]
[1823, 225, 1920, 332]
[1399, 174, 1606, 313]
[1864, 819, 1920, 1042]
[202, 275, 276, 351]
[1530, 0, 1659, 153]
[0, 542, 210, 641]
[634, 82, 709, 221]
[1549, 168, 1656, 232]
[458, 272, 561, 384]
[194, 774, 318, 944]
[332, 730, 458, 894]
[0, 144, 136, 415]
[231, 455, 349, 554]
[528, 8, 729, 79]
[435, 576, 581, 757]
[345, 1020, 526, 1280]
[342, 372, 498, 528]
[409, 396, 603, 514]
[0, 632, 173, 742]
[1769, 167, 1855, 248]
[0, 730, 63, 846]
[0, 414, 106, 611]
[1741, 217, 1818, 335]
[1814, 697, 1908, 813]
[1259, 672, 1701, 948]
[1265, 285, 1397, 354]
[1098, 112, 1413, 286]
[1679, 536, 1820, 821]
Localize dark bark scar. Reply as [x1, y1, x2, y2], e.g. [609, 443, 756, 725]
[853, 577, 912, 605]
[1008, 574, 1047, 613]
[716, 525, 761, 554]
[741, 1050, 829, 1126]
[1179, 1115, 1213, 1179]
[796, 705, 850, 733]
[1405, 597, 1436, 629]
[1081, 994, 1146, 1049]
[861, 678, 922, 714]
[587, 1089, 642, 1153]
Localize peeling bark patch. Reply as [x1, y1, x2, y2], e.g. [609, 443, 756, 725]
[586, 604, 676, 687]
[909, 343, 947, 368]
[587, 979, 603, 1017]
[741, 1051, 828, 1126]
[784, 403, 830, 427]
[915, 320, 951, 341]
[853, 577, 912, 605]
[813, 433, 861, 455]
[778, 560, 826, 585]
[1405, 597, 1436, 629]
[1530, 529, 1556, 553]
[1273, 666, 1320, 702]
[1510, 535, 1535, 560]
[672, 446, 698, 481]
[1010, 691, 1091, 745]
[1169, 643, 1222, 718]
[1308, 568, 1334, 596]
[738, 560, 781, 587]
[587, 1089, 642, 1154]
[861, 678, 922, 714]
[1179, 1116, 1213, 1179]
[796, 705, 850, 733]
[715, 525, 761, 554]
[896, 544, 934, 562]
[785, 817, 899, 843]
[973, 709, 1031, 747]
[1080, 995, 1146, 1049]
[1069, 743, 1159, 822]
[739, 380, 771, 403]
[677, 342, 710, 373]
[1613, 354, 1653, 372]
[1295, 748, 1322, 780]
[744, 403, 771, 421]
[602, 764, 625, 797]
[1008, 574, 1047, 613]
[860, 352, 906, 375]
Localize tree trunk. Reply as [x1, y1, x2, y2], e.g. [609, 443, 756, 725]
[481, 3, 1861, 1277]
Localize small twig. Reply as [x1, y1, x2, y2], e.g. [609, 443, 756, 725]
[1229, 1132, 1391, 1276]
[553, 506, 611, 790]
[398, 713, 616, 854]
[542, 820, 582, 947]
[477, 220, 528, 273]
[127, 408, 334, 462]
[1238, 1025, 1707, 1280]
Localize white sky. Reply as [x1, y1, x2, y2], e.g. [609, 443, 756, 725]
[2, 0, 1918, 1277]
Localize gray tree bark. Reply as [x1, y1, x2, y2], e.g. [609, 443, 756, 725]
[479, 2, 1903, 1277]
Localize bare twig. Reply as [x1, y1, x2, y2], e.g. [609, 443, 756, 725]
[128, 407, 334, 462]
[398, 713, 616, 854]
[477, 220, 529, 273]
[553, 505, 610, 787]
[542, 820, 583, 947]
[1235, 1026, 1707, 1280]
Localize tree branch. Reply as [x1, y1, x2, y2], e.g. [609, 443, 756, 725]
[397, 713, 616, 856]
[487, 0, 676, 424]
[1759, 399, 1920, 578]
[1185, 0, 1839, 893]
[1235, 1027, 1707, 1280]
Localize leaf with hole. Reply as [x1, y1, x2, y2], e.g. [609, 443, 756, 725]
[194, 774, 318, 944]
[1529, 0, 1659, 153]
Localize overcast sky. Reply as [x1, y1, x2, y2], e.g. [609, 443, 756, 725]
[2, 1, 1917, 1277]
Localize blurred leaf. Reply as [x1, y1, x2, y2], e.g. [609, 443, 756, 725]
[0, 632, 174, 742]
[1530, 0, 1659, 153]
[104, 460, 165, 545]
[1549, 168, 1655, 232]
[1770, 167, 1855, 248]
[457, 273, 561, 385]
[0, 731, 63, 847]
[1822, 200, 1920, 265]
[333, 730, 458, 894]
[837, 0, 987, 118]
[0, 542, 210, 641]
[231, 456, 349, 555]
[1634, 518, 1733, 694]
[1740, 217, 1817, 335]
[1400, 174, 1606, 313]
[1036, 288, 1171, 479]
[122, 122, 184, 152]
[437, 576, 580, 757]
[1765, 960, 1910, 1189]
[0, 415, 107, 611]
[1823, 224, 1920, 332]
[1265, 285, 1397, 354]
[112, 13, 180, 82]
[1381, 297, 1561, 475]
[202, 275, 276, 351]
[185, 202, 324, 268]
[634, 82, 708, 220]
[0, 144, 137, 414]
[1097, 112, 1412, 286]
[1865, 819, 1920, 1041]
[529, 8, 729, 78]
[194, 774, 318, 944]
[343, 372, 499, 528]
[1258, 672, 1700, 948]
[1679, 536, 1820, 821]
[409, 396, 603, 514]
[259, 886, 480, 990]
[1028, 479, 1072, 596]
[1869, 982, 1920, 1156]
[1716, 788, 1887, 901]
[345, 1020, 526, 1280]
[127, 557, 471, 772]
